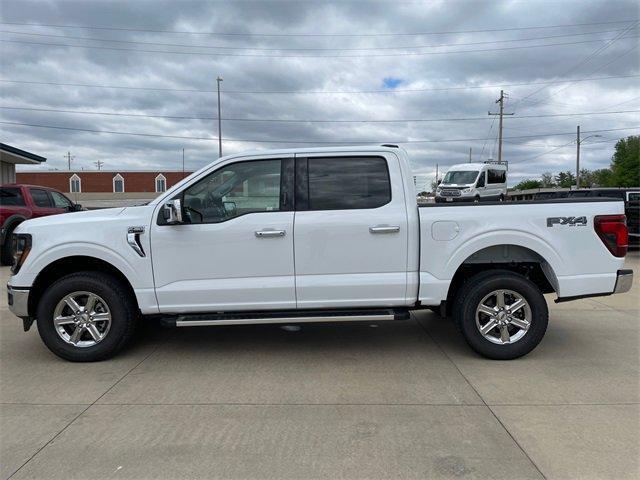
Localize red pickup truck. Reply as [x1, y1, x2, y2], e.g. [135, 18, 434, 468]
[0, 184, 81, 265]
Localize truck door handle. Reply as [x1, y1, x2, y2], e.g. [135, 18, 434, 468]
[255, 229, 286, 238]
[369, 225, 400, 234]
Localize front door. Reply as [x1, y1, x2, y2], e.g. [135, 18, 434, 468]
[150, 155, 296, 313]
[293, 153, 408, 309]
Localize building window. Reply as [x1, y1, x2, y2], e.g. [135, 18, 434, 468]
[69, 174, 81, 193]
[113, 174, 125, 193]
[155, 174, 167, 193]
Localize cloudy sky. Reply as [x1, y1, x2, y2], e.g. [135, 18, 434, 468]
[1, 0, 638, 184]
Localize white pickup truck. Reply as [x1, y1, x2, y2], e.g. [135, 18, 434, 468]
[7, 146, 633, 362]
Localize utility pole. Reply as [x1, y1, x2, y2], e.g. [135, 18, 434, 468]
[94, 160, 104, 170]
[64, 151, 74, 170]
[435, 163, 439, 187]
[182, 148, 185, 173]
[469, 147, 472, 163]
[576, 126, 580, 189]
[488, 90, 514, 164]
[216, 76, 223, 158]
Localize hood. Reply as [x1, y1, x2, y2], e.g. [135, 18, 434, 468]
[16, 207, 126, 232]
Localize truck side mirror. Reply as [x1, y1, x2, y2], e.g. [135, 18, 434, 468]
[163, 199, 183, 224]
[72, 204, 83, 212]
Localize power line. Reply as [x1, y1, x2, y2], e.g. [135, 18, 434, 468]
[0, 19, 635, 37]
[511, 137, 621, 163]
[514, 22, 638, 107]
[0, 120, 636, 144]
[1, 105, 637, 123]
[1, 74, 636, 95]
[0, 27, 630, 52]
[2, 35, 638, 58]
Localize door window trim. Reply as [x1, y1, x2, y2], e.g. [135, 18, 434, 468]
[157, 157, 293, 225]
[294, 155, 392, 211]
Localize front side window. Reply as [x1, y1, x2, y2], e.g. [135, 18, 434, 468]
[155, 174, 167, 193]
[70, 174, 81, 193]
[51, 191, 73, 209]
[0, 187, 25, 206]
[113, 174, 124, 193]
[488, 169, 506, 184]
[30, 189, 52, 207]
[307, 157, 391, 210]
[443, 171, 479, 185]
[628, 192, 640, 202]
[182, 159, 281, 224]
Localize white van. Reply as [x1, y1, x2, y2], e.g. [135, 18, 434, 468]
[436, 162, 507, 203]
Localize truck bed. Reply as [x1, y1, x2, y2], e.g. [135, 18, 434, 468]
[417, 197, 626, 305]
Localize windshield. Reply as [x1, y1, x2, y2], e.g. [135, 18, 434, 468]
[442, 170, 479, 185]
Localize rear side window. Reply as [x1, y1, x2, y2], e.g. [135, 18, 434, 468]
[307, 157, 391, 210]
[488, 169, 506, 184]
[0, 187, 25, 206]
[30, 189, 52, 207]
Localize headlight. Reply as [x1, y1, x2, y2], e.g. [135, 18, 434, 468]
[436, 188, 442, 193]
[11, 233, 31, 274]
[463, 188, 472, 193]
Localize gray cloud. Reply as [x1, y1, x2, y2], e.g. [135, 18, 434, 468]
[1, 0, 638, 184]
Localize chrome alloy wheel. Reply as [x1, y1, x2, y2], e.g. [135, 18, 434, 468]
[53, 291, 112, 348]
[475, 289, 532, 345]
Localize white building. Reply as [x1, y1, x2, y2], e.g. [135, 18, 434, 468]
[0, 143, 46, 184]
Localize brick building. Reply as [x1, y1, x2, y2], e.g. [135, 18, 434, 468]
[15, 171, 193, 208]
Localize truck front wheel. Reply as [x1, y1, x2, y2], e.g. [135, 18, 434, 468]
[36, 272, 138, 361]
[453, 270, 548, 359]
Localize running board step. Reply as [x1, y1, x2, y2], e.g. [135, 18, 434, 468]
[172, 309, 410, 327]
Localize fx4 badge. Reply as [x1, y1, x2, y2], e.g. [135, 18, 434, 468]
[547, 216, 587, 227]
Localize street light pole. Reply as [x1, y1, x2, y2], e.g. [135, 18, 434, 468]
[216, 76, 223, 158]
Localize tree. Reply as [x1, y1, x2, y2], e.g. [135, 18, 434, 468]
[610, 136, 639, 187]
[592, 168, 614, 187]
[514, 179, 542, 190]
[541, 172, 555, 187]
[555, 171, 576, 188]
[579, 168, 594, 187]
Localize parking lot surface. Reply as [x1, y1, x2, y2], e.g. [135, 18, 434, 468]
[1, 254, 638, 479]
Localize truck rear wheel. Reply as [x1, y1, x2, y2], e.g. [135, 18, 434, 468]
[453, 270, 548, 360]
[36, 272, 138, 362]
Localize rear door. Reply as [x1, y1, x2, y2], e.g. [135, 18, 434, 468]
[293, 153, 409, 308]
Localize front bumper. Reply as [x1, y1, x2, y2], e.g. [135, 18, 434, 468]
[7, 284, 30, 319]
[614, 269, 633, 294]
[435, 196, 473, 203]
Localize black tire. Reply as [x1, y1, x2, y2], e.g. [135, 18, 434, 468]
[474, 196, 480, 203]
[453, 270, 548, 360]
[36, 272, 138, 361]
[499, 195, 505, 202]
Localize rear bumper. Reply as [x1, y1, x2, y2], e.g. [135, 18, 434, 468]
[7, 285, 29, 319]
[556, 269, 633, 302]
[613, 269, 633, 294]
